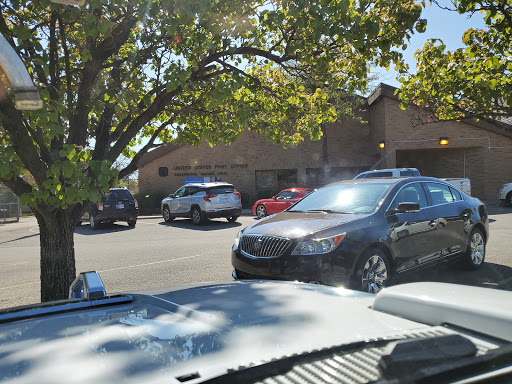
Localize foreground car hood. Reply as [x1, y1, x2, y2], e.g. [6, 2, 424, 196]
[245, 211, 367, 238]
[0, 281, 423, 383]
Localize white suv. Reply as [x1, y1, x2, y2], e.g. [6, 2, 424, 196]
[161, 182, 242, 225]
[499, 183, 512, 206]
[354, 168, 421, 179]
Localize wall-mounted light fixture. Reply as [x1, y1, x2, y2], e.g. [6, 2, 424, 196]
[439, 137, 449, 146]
[379, 141, 385, 149]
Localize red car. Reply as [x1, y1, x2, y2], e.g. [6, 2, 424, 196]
[252, 188, 314, 218]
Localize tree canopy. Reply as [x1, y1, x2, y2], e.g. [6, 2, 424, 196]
[399, 0, 512, 121]
[0, 0, 426, 301]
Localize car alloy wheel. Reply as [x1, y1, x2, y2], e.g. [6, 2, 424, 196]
[163, 206, 173, 222]
[356, 250, 390, 294]
[466, 228, 485, 269]
[191, 207, 204, 226]
[89, 212, 97, 230]
[256, 204, 267, 218]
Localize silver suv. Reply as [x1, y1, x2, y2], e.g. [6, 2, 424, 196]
[161, 182, 242, 225]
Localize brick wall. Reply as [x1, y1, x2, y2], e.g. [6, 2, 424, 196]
[139, 92, 512, 202]
[139, 115, 375, 201]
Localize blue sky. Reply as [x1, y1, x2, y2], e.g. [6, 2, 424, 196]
[372, 1, 487, 89]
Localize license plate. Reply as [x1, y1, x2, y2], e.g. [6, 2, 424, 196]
[116, 203, 124, 209]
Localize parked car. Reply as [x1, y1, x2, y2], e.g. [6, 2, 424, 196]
[161, 182, 242, 225]
[354, 169, 473, 196]
[1, 271, 511, 383]
[499, 182, 512, 205]
[81, 187, 139, 229]
[442, 177, 472, 195]
[252, 188, 314, 218]
[354, 167, 421, 179]
[232, 177, 488, 293]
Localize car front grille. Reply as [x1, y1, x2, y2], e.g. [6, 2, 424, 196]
[240, 235, 291, 258]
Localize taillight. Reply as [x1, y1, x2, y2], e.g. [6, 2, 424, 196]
[235, 192, 241, 200]
[134, 199, 138, 208]
[204, 194, 217, 201]
[96, 202, 104, 211]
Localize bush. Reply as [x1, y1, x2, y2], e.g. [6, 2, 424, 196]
[134, 191, 167, 215]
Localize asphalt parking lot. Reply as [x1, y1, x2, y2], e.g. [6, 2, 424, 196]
[1, 203, 511, 309]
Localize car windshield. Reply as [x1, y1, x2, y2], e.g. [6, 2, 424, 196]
[208, 186, 235, 194]
[113, 190, 133, 201]
[289, 183, 393, 214]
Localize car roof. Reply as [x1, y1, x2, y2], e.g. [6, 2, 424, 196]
[183, 182, 234, 188]
[360, 168, 419, 173]
[282, 188, 313, 192]
[328, 176, 447, 186]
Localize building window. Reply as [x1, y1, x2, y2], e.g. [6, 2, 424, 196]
[306, 168, 322, 188]
[158, 167, 168, 177]
[255, 169, 298, 196]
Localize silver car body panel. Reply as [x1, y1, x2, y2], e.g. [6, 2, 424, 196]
[0, 281, 509, 383]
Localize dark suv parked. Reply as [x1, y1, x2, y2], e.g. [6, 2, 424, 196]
[82, 188, 139, 229]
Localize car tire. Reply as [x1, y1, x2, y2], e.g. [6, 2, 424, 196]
[163, 206, 174, 223]
[227, 216, 239, 223]
[508, 192, 512, 206]
[256, 204, 267, 219]
[350, 248, 390, 293]
[191, 207, 205, 226]
[89, 211, 98, 230]
[127, 220, 136, 227]
[462, 227, 486, 270]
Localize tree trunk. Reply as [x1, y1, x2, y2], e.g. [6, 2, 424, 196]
[34, 208, 78, 302]
[321, 122, 330, 185]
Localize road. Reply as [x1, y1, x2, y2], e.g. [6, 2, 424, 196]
[1, 204, 512, 309]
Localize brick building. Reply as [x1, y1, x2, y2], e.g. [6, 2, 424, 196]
[138, 83, 512, 202]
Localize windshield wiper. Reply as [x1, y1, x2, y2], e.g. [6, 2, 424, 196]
[305, 209, 351, 214]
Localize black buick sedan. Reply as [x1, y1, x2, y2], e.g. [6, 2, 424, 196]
[232, 177, 489, 293]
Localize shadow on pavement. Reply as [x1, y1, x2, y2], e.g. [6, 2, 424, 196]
[74, 222, 136, 235]
[158, 218, 242, 231]
[392, 260, 512, 291]
[486, 204, 512, 216]
[0, 233, 40, 245]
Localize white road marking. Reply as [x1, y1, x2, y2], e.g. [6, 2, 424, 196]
[98, 255, 202, 273]
[0, 281, 39, 290]
[0, 255, 204, 291]
[0, 262, 30, 267]
[497, 275, 512, 286]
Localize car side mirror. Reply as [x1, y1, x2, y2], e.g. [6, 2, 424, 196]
[169, 193, 175, 198]
[387, 202, 420, 215]
[69, 271, 107, 299]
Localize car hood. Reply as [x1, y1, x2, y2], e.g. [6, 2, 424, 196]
[0, 280, 427, 384]
[245, 211, 368, 238]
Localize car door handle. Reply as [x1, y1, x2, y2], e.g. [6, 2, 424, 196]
[428, 220, 438, 227]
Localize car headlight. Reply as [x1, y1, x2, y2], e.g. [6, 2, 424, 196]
[292, 233, 345, 255]
[233, 231, 242, 250]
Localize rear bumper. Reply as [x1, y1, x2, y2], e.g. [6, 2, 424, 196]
[204, 208, 242, 219]
[85, 210, 139, 223]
